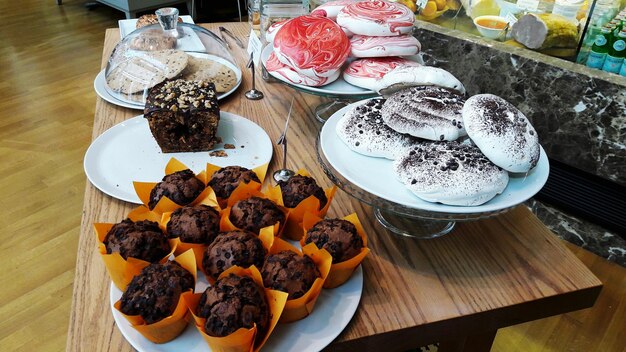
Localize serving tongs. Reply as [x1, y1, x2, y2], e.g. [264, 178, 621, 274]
[219, 26, 245, 49]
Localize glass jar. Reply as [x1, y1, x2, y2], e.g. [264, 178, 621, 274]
[260, 0, 309, 42]
[249, 0, 262, 35]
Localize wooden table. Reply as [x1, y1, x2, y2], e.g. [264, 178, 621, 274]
[67, 23, 602, 352]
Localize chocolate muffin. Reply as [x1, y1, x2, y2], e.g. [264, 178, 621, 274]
[208, 166, 261, 199]
[202, 231, 267, 280]
[104, 218, 170, 262]
[278, 175, 328, 209]
[261, 251, 320, 299]
[197, 274, 269, 337]
[229, 197, 285, 234]
[304, 219, 363, 263]
[166, 205, 221, 244]
[148, 169, 205, 209]
[119, 261, 194, 324]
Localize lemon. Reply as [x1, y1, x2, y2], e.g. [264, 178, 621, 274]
[421, 1, 437, 16]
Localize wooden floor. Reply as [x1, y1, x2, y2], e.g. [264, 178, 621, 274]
[0, 1, 623, 351]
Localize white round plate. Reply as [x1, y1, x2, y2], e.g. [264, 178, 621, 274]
[320, 100, 550, 214]
[94, 70, 144, 110]
[261, 45, 375, 97]
[96, 53, 243, 109]
[110, 265, 363, 352]
[84, 112, 272, 204]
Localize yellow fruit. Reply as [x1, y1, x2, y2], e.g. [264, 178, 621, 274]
[397, 0, 417, 12]
[421, 1, 437, 16]
[446, 0, 461, 10]
[435, 0, 446, 11]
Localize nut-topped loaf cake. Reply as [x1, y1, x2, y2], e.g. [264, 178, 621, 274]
[144, 79, 220, 153]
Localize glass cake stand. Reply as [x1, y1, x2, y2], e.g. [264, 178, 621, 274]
[260, 45, 378, 123]
[316, 100, 551, 239]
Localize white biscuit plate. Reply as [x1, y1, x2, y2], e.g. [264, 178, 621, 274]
[84, 112, 272, 204]
[96, 53, 242, 109]
[110, 264, 363, 352]
[321, 100, 550, 214]
[94, 70, 144, 110]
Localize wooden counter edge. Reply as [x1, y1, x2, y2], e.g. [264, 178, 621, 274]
[327, 279, 602, 351]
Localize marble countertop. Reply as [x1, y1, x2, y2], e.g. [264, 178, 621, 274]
[528, 199, 626, 267]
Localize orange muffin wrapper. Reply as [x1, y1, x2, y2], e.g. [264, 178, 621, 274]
[301, 212, 370, 289]
[165, 158, 208, 184]
[132, 158, 218, 215]
[220, 202, 289, 237]
[113, 249, 198, 344]
[94, 219, 178, 290]
[225, 183, 266, 208]
[206, 162, 269, 209]
[202, 226, 275, 284]
[268, 238, 333, 323]
[161, 210, 223, 269]
[266, 169, 337, 241]
[126, 205, 162, 223]
[183, 265, 289, 352]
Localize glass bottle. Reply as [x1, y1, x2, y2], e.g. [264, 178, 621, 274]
[587, 27, 611, 69]
[602, 29, 626, 73]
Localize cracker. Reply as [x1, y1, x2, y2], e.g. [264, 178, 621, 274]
[106, 50, 188, 94]
[181, 55, 237, 93]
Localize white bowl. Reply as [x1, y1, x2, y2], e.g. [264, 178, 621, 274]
[473, 15, 508, 40]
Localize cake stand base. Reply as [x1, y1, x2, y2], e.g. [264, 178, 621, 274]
[315, 100, 349, 123]
[374, 208, 456, 239]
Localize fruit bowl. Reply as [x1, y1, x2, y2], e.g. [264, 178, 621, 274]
[417, 5, 449, 21]
[415, 0, 451, 21]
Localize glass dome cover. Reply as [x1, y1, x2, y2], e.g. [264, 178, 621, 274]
[104, 9, 240, 105]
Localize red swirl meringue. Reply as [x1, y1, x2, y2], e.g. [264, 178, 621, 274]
[273, 15, 350, 79]
[266, 20, 287, 43]
[350, 34, 421, 58]
[311, 0, 359, 21]
[337, 0, 415, 36]
[343, 57, 420, 90]
[266, 52, 340, 87]
[345, 57, 420, 80]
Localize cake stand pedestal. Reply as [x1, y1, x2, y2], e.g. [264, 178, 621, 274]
[373, 209, 455, 239]
[317, 136, 517, 239]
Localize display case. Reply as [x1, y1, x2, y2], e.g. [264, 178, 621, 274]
[327, 0, 625, 75]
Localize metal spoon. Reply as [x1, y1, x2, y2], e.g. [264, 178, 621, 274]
[273, 97, 296, 183]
